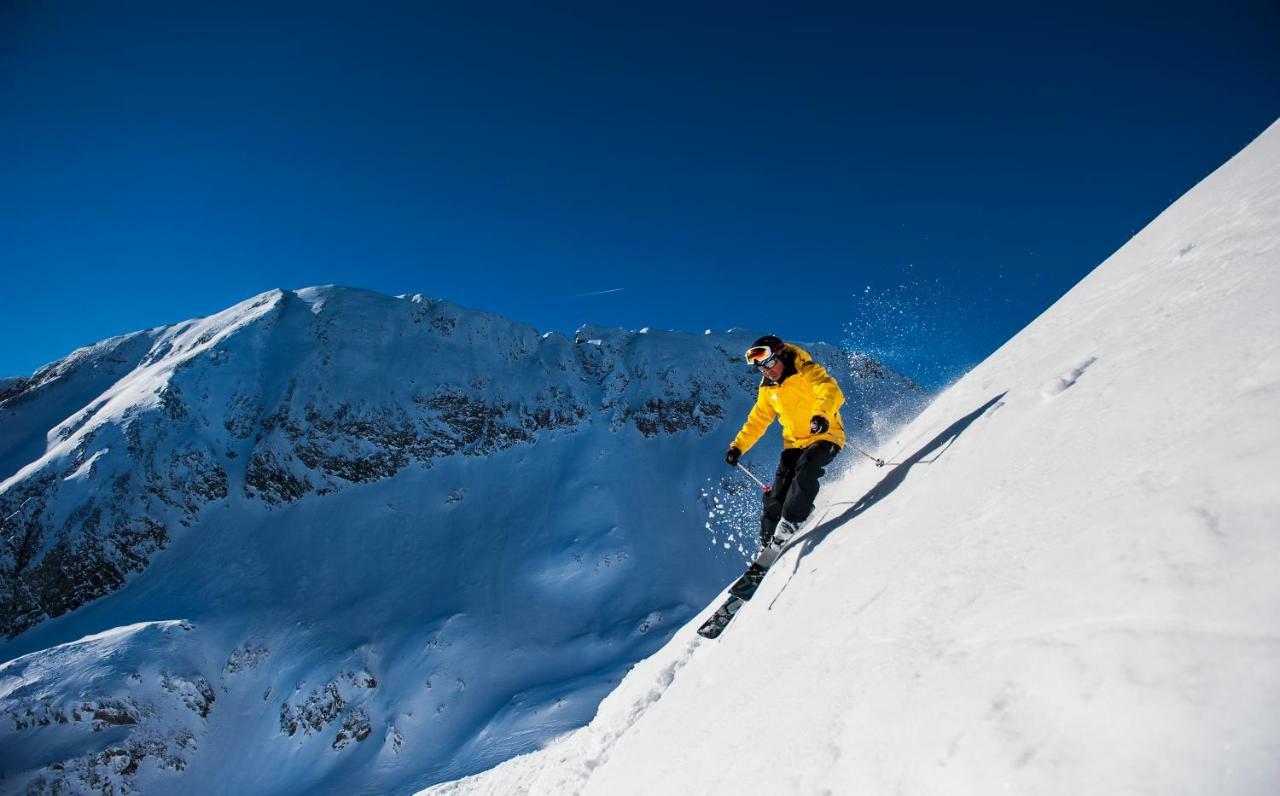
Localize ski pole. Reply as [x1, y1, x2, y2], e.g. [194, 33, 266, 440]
[847, 444, 886, 468]
[735, 462, 772, 493]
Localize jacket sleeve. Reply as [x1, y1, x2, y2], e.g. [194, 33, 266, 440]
[731, 390, 777, 453]
[800, 356, 845, 419]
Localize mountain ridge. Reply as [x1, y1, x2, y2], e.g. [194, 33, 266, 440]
[0, 285, 926, 794]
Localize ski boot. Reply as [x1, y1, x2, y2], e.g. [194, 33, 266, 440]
[771, 518, 800, 547]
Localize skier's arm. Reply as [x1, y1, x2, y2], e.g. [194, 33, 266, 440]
[730, 392, 777, 454]
[800, 357, 844, 420]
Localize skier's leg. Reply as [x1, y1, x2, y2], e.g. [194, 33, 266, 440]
[760, 449, 802, 547]
[780, 441, 840, 526]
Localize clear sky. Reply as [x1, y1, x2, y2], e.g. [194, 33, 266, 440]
[3, 1, 1277, 388]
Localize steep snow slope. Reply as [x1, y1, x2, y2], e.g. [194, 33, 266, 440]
[0, 288, 923, 794]
[427, 122, 1280, 795]
[0, 331, 163, 485]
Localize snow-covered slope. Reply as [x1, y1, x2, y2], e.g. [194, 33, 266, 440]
[0, 288, 923, 794]
[426, 122, 1280, 795]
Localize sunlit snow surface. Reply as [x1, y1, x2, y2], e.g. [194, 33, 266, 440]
[425, 122, 1280, 795]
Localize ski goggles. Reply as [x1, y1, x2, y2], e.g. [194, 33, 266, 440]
[745, 345, 780, 370]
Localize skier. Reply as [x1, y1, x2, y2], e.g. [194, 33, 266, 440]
[725, 335, 846, 549]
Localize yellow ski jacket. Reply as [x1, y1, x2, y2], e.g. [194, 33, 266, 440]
[731, 345, 846, 453]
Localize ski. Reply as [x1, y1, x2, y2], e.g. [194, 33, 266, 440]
[697, 532, 801, 639]
[695, 595, 745, 639]
[728, 562, 769, 601]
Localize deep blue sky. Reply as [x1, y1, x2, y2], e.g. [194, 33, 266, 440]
[3, 2, 1277, 388]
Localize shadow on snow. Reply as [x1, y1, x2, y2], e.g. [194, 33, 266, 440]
[795, 391, 1008, 563]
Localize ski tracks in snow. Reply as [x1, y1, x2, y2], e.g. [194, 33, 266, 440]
[574, 637, 701, 786]
[1040, 356, 1098, 400]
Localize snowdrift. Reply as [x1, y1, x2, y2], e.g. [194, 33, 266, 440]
[427, 122, 1280, 795]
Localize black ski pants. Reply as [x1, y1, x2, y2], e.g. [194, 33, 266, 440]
[760, 440, 840, 546]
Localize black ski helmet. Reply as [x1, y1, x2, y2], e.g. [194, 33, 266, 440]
[752, 334, 784, 354]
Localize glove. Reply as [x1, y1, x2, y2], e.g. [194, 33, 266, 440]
[809, 415, 829, 435]
[725, 447, 741, 467]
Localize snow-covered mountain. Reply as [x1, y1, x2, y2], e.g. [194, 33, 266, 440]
[425, 123, 1280, 795]
[0, 289, 924, 794]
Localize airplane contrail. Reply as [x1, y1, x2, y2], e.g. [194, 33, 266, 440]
[562, 287, 626, 299]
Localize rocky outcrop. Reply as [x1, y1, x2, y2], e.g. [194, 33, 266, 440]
[280, 669, 379, 749]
